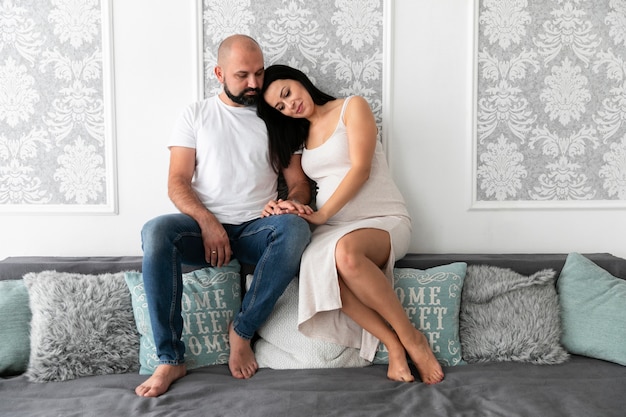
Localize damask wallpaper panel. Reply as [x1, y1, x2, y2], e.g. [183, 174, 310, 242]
[0, 0, 116, 213]
[473, 0, 626, 208]
[199, 0, 389, 142]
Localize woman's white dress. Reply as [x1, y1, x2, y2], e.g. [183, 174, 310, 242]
[298, 96, 412, 361]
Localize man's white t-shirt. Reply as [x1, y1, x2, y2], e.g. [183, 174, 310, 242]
[169, 96, 277, 225]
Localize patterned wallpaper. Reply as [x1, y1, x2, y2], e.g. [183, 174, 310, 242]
[475, 0, 626, 206]
[0, 0, 114, 213]
[201, 0, 386, 140]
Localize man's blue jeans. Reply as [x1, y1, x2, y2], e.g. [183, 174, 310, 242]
[141, 213, 311, 365]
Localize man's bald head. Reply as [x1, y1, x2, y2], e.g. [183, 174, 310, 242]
[217, 34, 262, 66]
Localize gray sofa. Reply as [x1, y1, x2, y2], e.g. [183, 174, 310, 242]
[1, 253, 625, 417]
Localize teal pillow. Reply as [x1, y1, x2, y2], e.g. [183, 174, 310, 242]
[124, 261, 241, 374]
[0, 280, 31, 376]
[374, 263, 467, 366]
[558, 253, 626, 366]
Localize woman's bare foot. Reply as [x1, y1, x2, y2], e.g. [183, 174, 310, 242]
[403, 329, 444, 384]
[135, 364, 187, 397]
[228, 323, 258, 379]
[386, 344, 415, 382]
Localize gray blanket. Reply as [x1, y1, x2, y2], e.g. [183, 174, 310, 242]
[1, 356, 625, 417]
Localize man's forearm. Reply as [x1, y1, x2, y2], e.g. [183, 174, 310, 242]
[286, 179, 312, 205]
[168, 180, 217, 227]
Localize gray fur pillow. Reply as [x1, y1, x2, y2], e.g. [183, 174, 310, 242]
[23, 271, 140, 382]
[459, 265, 569, 364]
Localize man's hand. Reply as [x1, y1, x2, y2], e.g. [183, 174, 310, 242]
[198, 219, 232, 267]
[261, 199, 313, 217]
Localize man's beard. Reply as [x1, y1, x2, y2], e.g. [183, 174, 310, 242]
[224, 83, 261, 106]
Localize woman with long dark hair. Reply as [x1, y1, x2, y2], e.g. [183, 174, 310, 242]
[257, 65, 444, 385]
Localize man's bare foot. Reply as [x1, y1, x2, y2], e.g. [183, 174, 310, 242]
[135, 364, 187, 397]
[404, 329, 444, 385]
[386, 344, 415, 382]
[228, 323, 258, 379]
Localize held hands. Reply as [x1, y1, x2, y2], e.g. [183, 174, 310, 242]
[261, 199, 313, 217]
[261, 199, 329, 225]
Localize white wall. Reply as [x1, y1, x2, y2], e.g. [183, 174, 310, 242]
[389, 0, 626, 258]
[1, 0, 624, 259]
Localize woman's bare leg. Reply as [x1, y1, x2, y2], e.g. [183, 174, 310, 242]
[338, 279, 414, 382]
[335, 229, 444, 385]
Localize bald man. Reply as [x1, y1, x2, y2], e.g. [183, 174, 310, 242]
[136, 35, 312, 397]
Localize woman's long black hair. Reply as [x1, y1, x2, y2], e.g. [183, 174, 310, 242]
[257, 65, 336, 173]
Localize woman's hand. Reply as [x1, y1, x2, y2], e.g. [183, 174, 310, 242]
[298, 210, 329, 225]
[261, 199, 313, 217]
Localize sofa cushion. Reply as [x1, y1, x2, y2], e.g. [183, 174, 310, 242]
[254, 277, 370, 369]
[374, 262, 467, 366]
[0, 280, 31, 376]
[558, 252, 626, 366]
[124, 261, 241, 374]
[394, 253, 626, 279]
[460, 265, 569, 364]
[0, 256, 144, 281]
[23, 271, 140, 382]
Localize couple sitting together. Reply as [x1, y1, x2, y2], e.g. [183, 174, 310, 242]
[136, 34, 444, 397]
